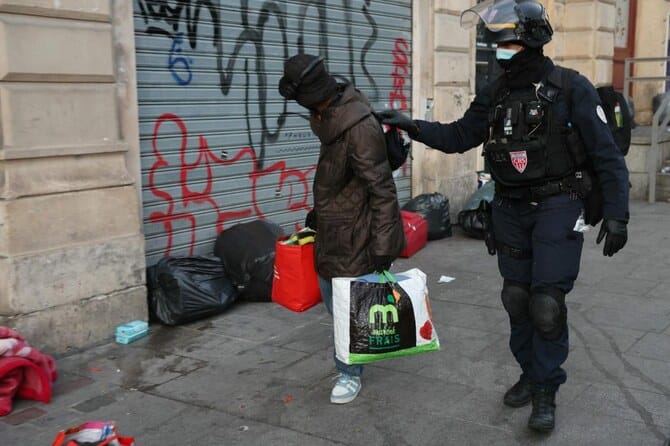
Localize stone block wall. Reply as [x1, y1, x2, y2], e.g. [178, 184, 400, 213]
[412, 0, 480, 217]
[0, 1, 147, 353]
[633, 0, 670, 124]
[549, 0, 616, 87]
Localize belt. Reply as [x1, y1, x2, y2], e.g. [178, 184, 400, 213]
[495, 174, 585, 201]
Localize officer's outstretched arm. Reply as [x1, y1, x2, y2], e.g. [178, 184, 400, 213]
[412, 90, 490, 154]
[378, 85, 492, 155]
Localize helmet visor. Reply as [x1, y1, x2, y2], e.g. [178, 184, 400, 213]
[460, 0, 519, 33]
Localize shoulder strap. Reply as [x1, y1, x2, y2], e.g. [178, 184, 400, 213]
[537, 65, 578, 107]
[489, 73, 508, 105]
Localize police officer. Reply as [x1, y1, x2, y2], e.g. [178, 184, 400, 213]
[378, 0, 629, 433]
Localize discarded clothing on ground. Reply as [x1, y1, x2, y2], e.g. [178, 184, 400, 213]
[0, 326, 58, 416]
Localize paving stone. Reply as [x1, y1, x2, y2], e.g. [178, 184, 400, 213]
[270, 391, 520, 446]
[591, 276, 660, 297]
[360, 365, 474, 414]
[0, 406, 47, 425]
[150, 344, 313, 420]
[568, 382, 670, 429]
[568, 310, 645, 353]
[573, 288, 670, 314]
[57, 344, 207, 391]
[416, 352, 523, 394]
[0, 422, 45, 444]
[648, 282, 670, 299]
[72, 393, 117, 413]
[138, 325, 257, 363]
[580, 305, 670, 332]
[626, 332, 670, 360]
[263, 318, 335, 354]
[435, 325, 507, 359]
[68, 390, 192, 437]
[436, 299, 509, 334]
[51, 373, 95, 398]
[511, 409, 664, 445]
[197, 311, 312, 343]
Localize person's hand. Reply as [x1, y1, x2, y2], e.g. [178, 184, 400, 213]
[596, 219, 628, 257]
[375, 110, 420, 137]
[373, 255, 395, 273]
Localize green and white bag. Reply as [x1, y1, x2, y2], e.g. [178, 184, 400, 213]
[332, 268, 440, 365]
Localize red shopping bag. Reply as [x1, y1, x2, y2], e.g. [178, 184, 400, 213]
[271, 237, 321, 312]
[399, 211, 428, 258]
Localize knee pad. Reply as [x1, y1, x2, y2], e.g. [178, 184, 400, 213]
[501, 280, 530, 324]
[530, 289, 567, 340]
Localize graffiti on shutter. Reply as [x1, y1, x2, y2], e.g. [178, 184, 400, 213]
[135, 1, 412, 264]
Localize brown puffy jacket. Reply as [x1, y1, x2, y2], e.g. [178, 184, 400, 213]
[311, 84, 405, 279]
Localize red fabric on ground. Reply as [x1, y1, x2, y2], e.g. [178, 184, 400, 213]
[0, 326, 57, 416]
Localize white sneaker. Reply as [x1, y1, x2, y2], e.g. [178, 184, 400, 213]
[330, 373, 362, 404]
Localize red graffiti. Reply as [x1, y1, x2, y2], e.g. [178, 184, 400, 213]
[149, 113, 315, 256]
[389, 37, 409, 112]
[389, 37, 411, 174]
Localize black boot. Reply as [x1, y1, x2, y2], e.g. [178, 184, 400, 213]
[503, 375, 532, 408]
[528, 386, 556, 433]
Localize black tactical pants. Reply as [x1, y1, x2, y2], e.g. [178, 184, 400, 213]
[492, 192, 584, 389]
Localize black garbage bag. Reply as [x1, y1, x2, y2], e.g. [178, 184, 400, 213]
[214, 219, 284, 302]
[458, 181, 495, 240]
[147, 256, 238, 326]
[401, 192, 452, 240]
[458, 207, 487, 239]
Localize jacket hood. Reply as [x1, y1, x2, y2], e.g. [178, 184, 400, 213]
[310, 83, 372, 145]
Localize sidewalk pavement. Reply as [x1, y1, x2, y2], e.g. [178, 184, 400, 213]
[2, 200, 669, 446]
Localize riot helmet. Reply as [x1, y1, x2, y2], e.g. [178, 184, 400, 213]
[461, 0, 553, 49]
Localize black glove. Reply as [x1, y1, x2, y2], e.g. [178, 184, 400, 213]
[373, 255, 395, 273]
[375, 110, 420, 138]
[305, 209, 317, 230]
[596, 219, 628, 257]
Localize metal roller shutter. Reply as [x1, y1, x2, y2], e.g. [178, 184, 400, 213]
[134, 0, 412, 265]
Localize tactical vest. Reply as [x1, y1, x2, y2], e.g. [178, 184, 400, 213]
[485, 67, 586, 192]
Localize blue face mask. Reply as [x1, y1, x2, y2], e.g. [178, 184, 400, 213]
[496, 48, 519, 61]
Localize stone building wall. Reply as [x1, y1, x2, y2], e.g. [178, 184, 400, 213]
[412, 0, 481, 215]
[0, 0, 147, 353]
[632, 0, 670, 124]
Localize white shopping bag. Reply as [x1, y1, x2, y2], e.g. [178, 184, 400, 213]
[332, 268, 439, 365]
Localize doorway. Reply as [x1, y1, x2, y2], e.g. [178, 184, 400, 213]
[613, 0, 637, 93]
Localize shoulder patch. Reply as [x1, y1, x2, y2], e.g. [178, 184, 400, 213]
[596, 105, 608, 124]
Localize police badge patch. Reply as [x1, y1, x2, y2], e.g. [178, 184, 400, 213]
[510, 151, 528, 173]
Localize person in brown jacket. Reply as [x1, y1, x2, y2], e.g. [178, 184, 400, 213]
[279, 54, 405, 404]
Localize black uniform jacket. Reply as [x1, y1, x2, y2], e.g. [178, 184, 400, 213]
[412, 59, 630, 221]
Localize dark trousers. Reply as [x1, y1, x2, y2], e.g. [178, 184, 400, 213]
[492, 193, 584, 388]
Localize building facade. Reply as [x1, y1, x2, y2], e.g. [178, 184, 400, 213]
[1, 0, 668, 353]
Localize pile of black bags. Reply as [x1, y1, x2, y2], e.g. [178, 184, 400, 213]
[402, 192, 452, 240]
[146, 219, 284, 325]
